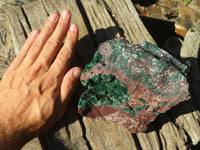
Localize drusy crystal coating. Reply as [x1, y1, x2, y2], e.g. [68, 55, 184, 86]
[78, 39, 190, 133]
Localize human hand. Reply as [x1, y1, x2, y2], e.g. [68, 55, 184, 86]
[0, 10, 80, 149]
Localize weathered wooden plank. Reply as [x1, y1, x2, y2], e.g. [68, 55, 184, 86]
[41, 101, 89, 150]
[5, 3, 46, 150]
[137, 132, 160, 150]
[0, 8, 42, 150]
[40, 0, 86, 39]
[41, 0, 97, 65]
[78, 1, 155, 149]
[22, 1, 48, 30]
[83, 117, 138, 150]
[167, 102, 200, 145]
[80, 1, 157, 149]
[80, 0, 121, 44]
[7, 7, 27, 54]
[81, 0, 155, 44]
[0, 13, 15, 78]
[21, 138, 42, 150]
[20, 0, 96, 149]
[1, 0, 200, 149]
[0, 43, 15, 79]
[159, 126, 186, 150]
[3, 0, 94, 149]
[102, 0, 155, 44]
[80, 0, 200, 149]
[157, 114, 188, 150]
[179, 0, 200, 13]
[67, 106, 89, 150]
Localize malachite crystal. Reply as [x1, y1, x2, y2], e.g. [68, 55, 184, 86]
[78, 39, 190, 133]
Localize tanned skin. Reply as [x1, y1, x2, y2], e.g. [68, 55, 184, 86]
[0, 9, 81, 149]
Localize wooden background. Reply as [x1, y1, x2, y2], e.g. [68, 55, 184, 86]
[0, 0, 199, 149]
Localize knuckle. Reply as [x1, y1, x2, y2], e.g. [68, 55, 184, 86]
[46, 23, 55, 33]
[58, 21, 67, 29]
[32, 41, 42, 50]
[24, 64, 42, 83]
[58, 21, 69, 31]
[31, 63, 43, 73]
[64, 41, 75, 53]
[18, 51, 27, 58]
[58, 49, 72, 61]
[64, 82, 73, 92]
[47, 39, 60, 48]
[23, 70, 34, 84]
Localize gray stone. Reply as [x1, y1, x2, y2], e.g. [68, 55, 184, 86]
[181, 21, 200, 58]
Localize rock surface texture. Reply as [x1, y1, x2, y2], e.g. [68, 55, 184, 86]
[181, 20, 200, 58]
[78, 39, 190, 133]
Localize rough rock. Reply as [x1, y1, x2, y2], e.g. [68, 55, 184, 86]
[184, 0, 200, 13]
[78, 39, 190, 133]
[177, 4, 200, 30]
[134, 0, 178, 21]
[181, 20, 200, 58]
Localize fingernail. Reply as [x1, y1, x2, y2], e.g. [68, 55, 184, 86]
[70, 24, 77, 31]
[61, 10, 70, 19]
[49, 14, 58, 22]
[73, 68, 81, 79]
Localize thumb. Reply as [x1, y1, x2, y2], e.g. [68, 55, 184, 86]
[60, 67, 81, 104]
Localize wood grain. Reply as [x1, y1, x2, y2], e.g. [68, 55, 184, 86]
[0, 0, 199, 149]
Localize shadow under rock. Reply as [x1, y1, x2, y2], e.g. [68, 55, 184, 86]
[131, 99, 199, 149]
[39, 95, 82, 150]
[140, 16, 182, 48]
[76, 26, 200, 135]
[38, 26, 122, 150]
[39, 24, 200, 149]
[94, 26, 124, 44]
[184, 57, 200, 110]
[38, 32, 95, 150]
[72, 26, 123, 68]
[147, 99, 198, 132]
[145, 57, 200, 133]
[140, 18, 200, 134]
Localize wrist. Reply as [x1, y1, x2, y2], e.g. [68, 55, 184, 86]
[0, 120, 32, 150]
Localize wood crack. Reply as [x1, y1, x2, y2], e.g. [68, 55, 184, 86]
[132, 134, 143, 150]
[2, 0, 200, 149]
[20, 6, 32, 31]
[103, 0, 125, 38]
[77, 116, 93, 150]
[76, 0, 97, 47]
[17, 13, 28, 38]
[155, 129, 164, 150]
[39, 0, 50, 16]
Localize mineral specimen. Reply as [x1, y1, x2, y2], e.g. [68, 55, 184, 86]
[78, 39, 190, 133]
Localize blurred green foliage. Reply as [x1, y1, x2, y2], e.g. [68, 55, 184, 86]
[183, 0, 192, 6]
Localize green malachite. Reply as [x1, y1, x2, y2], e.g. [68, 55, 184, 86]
[82, 50, 103, 73]
[82, 49, 103, 73]
[78, 39, 190, 133]
[79, 74, 131, 110]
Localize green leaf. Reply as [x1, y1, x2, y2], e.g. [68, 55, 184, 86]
[183, 0, 192, 6]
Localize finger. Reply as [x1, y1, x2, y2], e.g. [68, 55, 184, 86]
[6, 29, 40, 71]
[51, 67, 81, 121]
[35, 10, 71, 68]
[60, 67, 81, 102]
[49, 24, 79, 76]
[19, 13, 59, 70]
